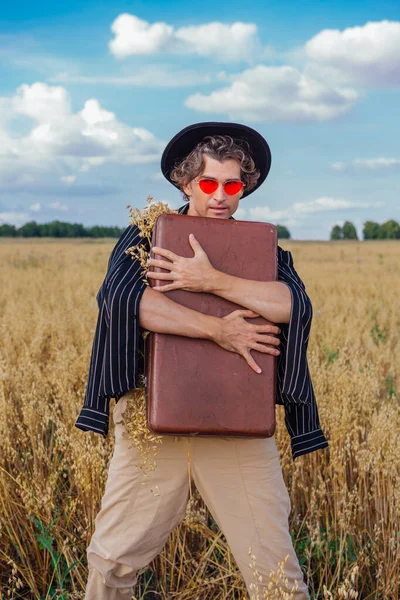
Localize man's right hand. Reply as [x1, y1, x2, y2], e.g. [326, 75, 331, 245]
[212, 309, 281, 374]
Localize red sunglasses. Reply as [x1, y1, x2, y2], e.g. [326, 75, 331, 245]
[197, 178, 244, 196]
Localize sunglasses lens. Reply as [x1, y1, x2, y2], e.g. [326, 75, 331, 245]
[199, 179, 219, 194]
[224, 181, 243, 195]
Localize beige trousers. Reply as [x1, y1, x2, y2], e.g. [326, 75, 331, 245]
[84, 391, 310, 600]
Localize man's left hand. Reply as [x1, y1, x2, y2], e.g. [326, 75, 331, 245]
[147, 234, 215, 293]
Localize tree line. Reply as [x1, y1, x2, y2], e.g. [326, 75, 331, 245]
[0, 218, 398, 240]
[329, 219, 400, 240]
[273, 219, 400, 240]
[0, 220, 125, 238]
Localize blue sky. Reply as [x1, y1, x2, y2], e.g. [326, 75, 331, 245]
[0, 0, 399, 240]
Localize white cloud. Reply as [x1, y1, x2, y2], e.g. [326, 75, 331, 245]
[305, 20, 400, 86]
[174, 22, 261, 63]
[247, 197, 385, 225]
[12, 82, 71, 123]
[185, 64, 359, 122]
[109, 14, 174, 58]
[48, 201, 69, 211]
[249, 205, 296, 221]
[0, 82, 165, 191]
[331, 162, 346, 172]
[0, 211, 30, 225]
[248, 205, 299, 227]
[331, 158, 400, 172]
[233, 207, 247, 219]
[291, 197, 384, 213]
[61, 175, 76, 184]
[30, 202, 41, 212]
[81, 99, 115, 126]
[49, 66, 213, 87]
[109, 14, 264, 63]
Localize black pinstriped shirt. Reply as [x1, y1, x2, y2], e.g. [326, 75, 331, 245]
[75, 202, 328, 460]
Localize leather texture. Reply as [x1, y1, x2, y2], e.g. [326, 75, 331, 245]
[145, 213, 277, 437]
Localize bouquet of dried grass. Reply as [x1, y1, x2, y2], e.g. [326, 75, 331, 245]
[125, 194, 178, 277]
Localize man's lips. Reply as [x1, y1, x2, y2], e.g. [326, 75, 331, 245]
[209, 206, 229, 210]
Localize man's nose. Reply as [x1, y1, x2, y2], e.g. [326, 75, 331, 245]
[213, 183, 228, 201]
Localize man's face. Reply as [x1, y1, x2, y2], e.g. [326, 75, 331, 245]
[183, 154, 244, 219]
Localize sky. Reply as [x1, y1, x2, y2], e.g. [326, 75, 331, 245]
[0, 0, 399, 240]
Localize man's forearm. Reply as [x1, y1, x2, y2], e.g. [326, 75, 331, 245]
[207, 271, 292, 324]
[139, 286, 219, 339]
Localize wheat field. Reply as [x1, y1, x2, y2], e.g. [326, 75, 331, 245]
[0, 237, 399, 599]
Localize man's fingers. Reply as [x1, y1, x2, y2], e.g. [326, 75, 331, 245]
[230, 310, 280, 331]
[152, 283, 176, 292]
[147, 271, 175, 280]
[148, 258, 174, 269]
[147, 271, 172, 280]
[189, 233, 203, 250]
[256, 324, 281, 334]
[242, 350, 262, 374]
[235, 309, 260, 318]
[256, 334, 281, 346]
[252, 342, 280, 355]
[151, 247, 177, 261]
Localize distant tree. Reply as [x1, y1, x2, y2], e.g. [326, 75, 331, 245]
[330, 225, 343, 240]
[275, 224, 290, 239]
[342, 221, 358, 240]
[19, 221, 41, 237]
[47, 220, 70, 237]
[0, 223, 17, 237]
[41, 222, 51, 237]
[363, 221, 381, 239]
[86, 225, 125, 237]
[378, 219, 400, 239]
[88, 226, 107, 238]
[109, 226, 125, 237]
[69, 223, 88, 237]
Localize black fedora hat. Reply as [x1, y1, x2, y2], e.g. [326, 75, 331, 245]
[161, 121, 271, 199]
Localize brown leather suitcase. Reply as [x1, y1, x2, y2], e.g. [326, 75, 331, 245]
[145, 213, 278, 437]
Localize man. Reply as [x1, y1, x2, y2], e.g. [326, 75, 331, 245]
[76, 122, 328, 599]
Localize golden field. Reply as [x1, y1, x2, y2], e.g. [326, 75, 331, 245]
[0, 237, 399, 599]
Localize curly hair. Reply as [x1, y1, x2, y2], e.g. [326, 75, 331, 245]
[169, 135, 260, 200]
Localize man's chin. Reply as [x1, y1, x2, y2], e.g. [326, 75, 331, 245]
[206, 208, 231, 219]
[208, 214, 230, 219]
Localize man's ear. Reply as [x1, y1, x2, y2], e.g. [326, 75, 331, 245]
[182, 181, 192, 197]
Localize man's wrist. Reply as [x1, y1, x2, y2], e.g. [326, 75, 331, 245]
[206, 268, 226, 294]
[203, 314, 221, 343]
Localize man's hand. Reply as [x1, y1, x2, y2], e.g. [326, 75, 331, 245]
[212, 309, 281, 374]
[147, 234, 215, 293]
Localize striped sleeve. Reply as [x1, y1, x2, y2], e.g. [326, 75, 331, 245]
[74, 224, 148, 436]
[284, 396, 329, 459]
[74, 298, 112, 436]
[276, 246, 314, 406]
